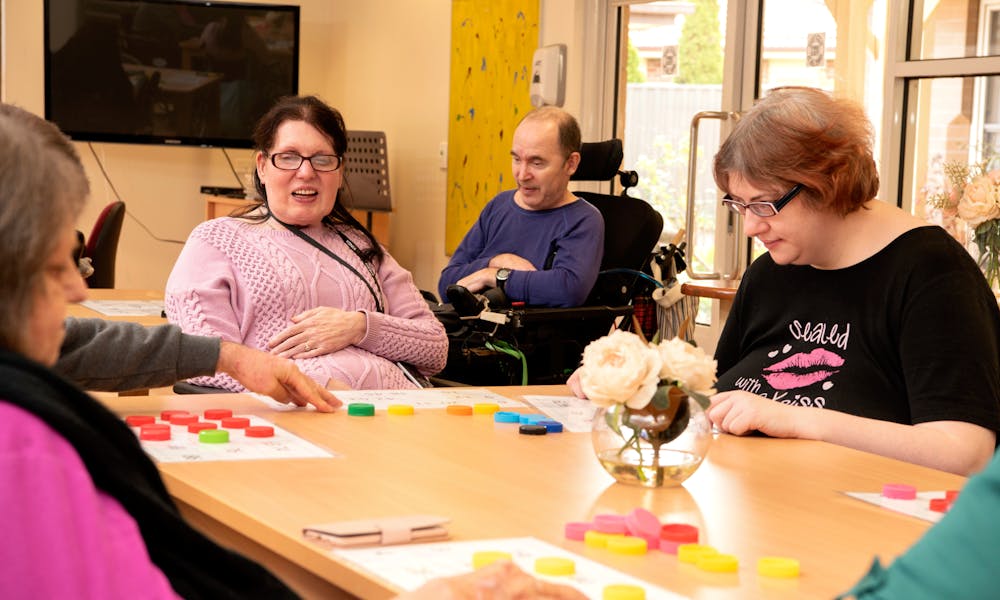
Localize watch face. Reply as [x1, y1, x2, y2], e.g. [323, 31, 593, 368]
[497, 268, 510, 280]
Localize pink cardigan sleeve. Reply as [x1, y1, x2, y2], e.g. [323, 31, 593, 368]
[0, 404, 179, 599]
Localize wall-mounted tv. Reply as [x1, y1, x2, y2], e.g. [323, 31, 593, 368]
[44, 0, 300, 148]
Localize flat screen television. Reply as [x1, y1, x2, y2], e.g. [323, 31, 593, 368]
[44, 0, 300, 148]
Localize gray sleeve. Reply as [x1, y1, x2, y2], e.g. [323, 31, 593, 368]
[56, 317, 221, 392]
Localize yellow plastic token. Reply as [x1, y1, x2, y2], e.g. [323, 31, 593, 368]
[473, 403, 500, 414]
[387, 404, 415, 416]
[471, 551, 512, 569]
[677, 544, 718, 564]
[696, 553, 739, 573]
[446, 404, 473, 416]
[602, 584, 646, 600]
[607, 536, 648, 555]
[584, 530, 623, 549]
[757, 557, 800, 578]
[534, 556, 575, 576]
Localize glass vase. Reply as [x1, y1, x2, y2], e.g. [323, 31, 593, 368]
[591, 385, 712, 488]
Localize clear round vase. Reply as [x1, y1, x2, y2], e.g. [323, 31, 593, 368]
[591, 385, 713, 488]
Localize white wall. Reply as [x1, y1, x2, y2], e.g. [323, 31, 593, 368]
[2, 0, 453, 292]
[2, 0, 591, 292]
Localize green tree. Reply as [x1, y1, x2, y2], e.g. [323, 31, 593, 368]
[677, 0, 722, 84]
[627, 40, 646, 83]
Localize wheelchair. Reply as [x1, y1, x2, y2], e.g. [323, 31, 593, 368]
[431, 138, 664, 386]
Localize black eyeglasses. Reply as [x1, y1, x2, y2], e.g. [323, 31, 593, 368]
[721, 183, 804, 217]
[269, 152, 342, 172]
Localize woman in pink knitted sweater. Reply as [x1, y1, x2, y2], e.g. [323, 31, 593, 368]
[166, 96, 447, 390]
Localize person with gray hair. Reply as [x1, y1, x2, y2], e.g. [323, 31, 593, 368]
[438, 106, 604, 307]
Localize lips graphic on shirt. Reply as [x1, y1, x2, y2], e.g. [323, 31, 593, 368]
[762, 348, 844, 390]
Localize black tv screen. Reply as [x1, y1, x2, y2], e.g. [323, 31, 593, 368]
[44, 0, 299, 148]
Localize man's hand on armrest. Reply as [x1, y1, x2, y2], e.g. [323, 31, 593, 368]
[217, 341, 341, 412]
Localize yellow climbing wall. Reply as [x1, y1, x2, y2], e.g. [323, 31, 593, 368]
[446, 0, 539, 253]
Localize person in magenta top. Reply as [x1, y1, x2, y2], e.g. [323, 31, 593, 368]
[165, 96, 447, 390]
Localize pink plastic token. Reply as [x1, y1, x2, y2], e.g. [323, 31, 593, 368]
[593, 514, 628, 535]
[945, 490, 960, 502]
[159, 410, 190, 422]
[659, 523, 699, 554]
[564, 522, 592, 541]
[882, 483, 917, 500]
[187, 422, 218, 434]
[140, 424, 171, 441]
[169, 413, 199, 425]
[245, 425, 275, 438]
[929, 497, 951, 513]
[204, 408, 234, 420]
[125, 415, 156, 427]
[220, 416, 251, 429]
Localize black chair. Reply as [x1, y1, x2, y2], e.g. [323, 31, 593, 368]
[82, 201, 126, 288]
[435, 139, 664, 385]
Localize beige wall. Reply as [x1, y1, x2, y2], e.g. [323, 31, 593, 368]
[2, 0, 585, 293]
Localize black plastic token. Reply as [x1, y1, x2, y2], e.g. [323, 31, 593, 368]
[519, 424, 548, 435]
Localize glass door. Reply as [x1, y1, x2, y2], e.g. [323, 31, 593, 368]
[605, 0, 887, 350]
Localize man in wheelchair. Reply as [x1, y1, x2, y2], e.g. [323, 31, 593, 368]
[438, 106, 604, 308]
[431, 107, 663, 387]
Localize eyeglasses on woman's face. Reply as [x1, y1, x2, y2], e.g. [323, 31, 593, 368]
[269, 152, 343, 172]
[721, 183, 804, 217]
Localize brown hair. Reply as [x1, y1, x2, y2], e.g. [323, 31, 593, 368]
[518, 106, 582, 159]
[713, 87, 879, 215]
[0, 104, 88, 352]
[243, 95, 382, 263]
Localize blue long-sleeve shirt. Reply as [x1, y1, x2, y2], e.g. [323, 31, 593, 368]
[439, 190, 604, 307]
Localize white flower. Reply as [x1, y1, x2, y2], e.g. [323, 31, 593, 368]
[579, 330, 661, 409]
[656, 337, 718, 396]
[958, 175, 1000, 228]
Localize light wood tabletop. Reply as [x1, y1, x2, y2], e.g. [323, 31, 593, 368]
[100, 388, 964, 599]
[68, 289, 167, 326]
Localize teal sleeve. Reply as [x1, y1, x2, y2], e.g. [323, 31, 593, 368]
[839, 451, 1000, 599]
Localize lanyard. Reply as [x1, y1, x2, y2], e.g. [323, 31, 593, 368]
[273, 217, 385, 313]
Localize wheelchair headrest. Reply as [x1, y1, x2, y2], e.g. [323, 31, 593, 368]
[570, 139, 623, 182]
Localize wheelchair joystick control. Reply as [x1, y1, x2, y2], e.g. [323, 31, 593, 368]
[446, 284, 486, 317]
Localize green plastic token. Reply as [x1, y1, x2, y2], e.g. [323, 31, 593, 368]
[198, 429, 230, 444]
[347, 403, 375, 416]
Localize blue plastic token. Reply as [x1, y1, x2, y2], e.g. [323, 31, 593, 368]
[494, 411, 521, 423]
[536, 420, 563, 433]
[518, 413, 548, 424]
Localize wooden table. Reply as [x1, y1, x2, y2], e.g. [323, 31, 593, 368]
[101, 388, 964, 599]
[69, 288, 167, 326]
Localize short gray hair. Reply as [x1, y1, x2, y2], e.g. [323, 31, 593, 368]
[0, 104, 88, 352]
[518, 106, 581, 159]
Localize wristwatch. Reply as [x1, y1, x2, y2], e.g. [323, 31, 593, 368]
[495, 268, 511, 292]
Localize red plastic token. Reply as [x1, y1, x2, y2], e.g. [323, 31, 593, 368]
[945, 490, 960, 502]
[140, 424, 171, 441]
[245, 425, 275, 438]
[160, 410, 190, 421]
[564, 521, 592, 541]
[169, 413, 199, 425]
[204, 408, 234, 420]
[659, 523, 699, 554]
[929, 497, 951, 513]
[220, 416, 251, 429]
[187, 422, 218, 434]
[125, 415, 155, 427]
[882, 483, 917, 500]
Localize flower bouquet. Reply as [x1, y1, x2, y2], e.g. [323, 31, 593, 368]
[579, 330, 717, 487]
[929, 158, 1000, 291]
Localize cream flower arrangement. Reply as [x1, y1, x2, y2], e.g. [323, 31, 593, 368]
[578, 330, 717, 411]
[929, 157, 1000, 290]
